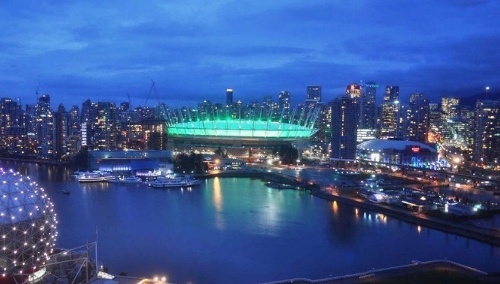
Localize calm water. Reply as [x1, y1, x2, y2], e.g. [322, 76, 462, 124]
[2, 161, 500, 284]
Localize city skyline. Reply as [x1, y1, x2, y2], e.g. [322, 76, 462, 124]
[1, 1, 499, 108]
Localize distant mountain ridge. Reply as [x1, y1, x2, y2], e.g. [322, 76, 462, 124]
[459, 91, 500, 107]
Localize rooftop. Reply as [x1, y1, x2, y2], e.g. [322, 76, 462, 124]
[357, 139, 437, 153]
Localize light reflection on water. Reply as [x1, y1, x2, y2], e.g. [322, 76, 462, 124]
[0, 161, 499, 284]
[212, 177, 224, 230]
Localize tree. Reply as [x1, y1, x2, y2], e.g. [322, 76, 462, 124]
[174, 152, 207, 174]
[71, 147, 89, 169]
[277, 144, 298, 165]
[214, 146, 227, 158]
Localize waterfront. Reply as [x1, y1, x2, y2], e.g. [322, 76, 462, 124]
[2, 161, 500, 283]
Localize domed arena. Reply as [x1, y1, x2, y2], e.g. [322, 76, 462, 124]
[168, 120, 316, 140]
[167, 118, 318, 157]
[0, 168, 57, 280]
[356, 139, 439, 169]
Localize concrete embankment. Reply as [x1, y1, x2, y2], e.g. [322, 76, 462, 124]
[311, 190, 500, 247]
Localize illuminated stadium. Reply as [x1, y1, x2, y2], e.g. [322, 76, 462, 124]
[168, 120, 315, 140]
[167, 106, 319, 156]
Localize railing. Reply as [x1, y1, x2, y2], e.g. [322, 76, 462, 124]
[260, 259, 488, 284]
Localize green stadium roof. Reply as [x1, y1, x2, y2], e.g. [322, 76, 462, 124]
[168, 120, 316, 139]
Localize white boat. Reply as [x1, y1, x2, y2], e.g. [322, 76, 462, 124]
[71, 170, 85, 179]
[109, 176, 143, 184]
[77, 172, 108, 182]
[76, 171, 115, 182]
[148, 176, 201, 188]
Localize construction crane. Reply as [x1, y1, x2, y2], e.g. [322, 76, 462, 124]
[143, 80, 156, 107]
[139, 80, 170, 150]
[142, 80, 169, 121]
[35, 82, 40, 100]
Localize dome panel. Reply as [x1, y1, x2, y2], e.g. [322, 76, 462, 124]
[0, 169, 57, 277]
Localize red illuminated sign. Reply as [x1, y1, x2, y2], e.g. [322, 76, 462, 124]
[411, 146, 420, 153]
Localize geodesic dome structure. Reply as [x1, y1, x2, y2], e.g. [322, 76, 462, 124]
[0, 169, 57, 277]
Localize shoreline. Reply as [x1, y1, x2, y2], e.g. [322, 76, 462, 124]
[311, 190, 500, 247]
[199, 169, 500, 247]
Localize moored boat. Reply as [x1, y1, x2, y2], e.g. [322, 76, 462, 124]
[109, 176, 143, 184]
[76, 172, 108, 182]
[264, 181, 295, 190]
[148, 175, 201, 188]
[122, 176, 143, 183]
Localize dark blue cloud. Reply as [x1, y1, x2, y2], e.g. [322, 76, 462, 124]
[0, 0, 499, 109]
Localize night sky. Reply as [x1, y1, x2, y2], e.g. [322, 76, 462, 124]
[1, 0, 498, 108]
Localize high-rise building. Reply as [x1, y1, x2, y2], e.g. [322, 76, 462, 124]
[258, 95, 275, 121]
[80, 99, 94, 126]
[37, 94, 51, 114]
[427, 103, 442, 144]
[346, 81, 378, 142]
[81, 121, 88, 147]
[36, 94, 54, 159]
[79, 100, 119, 150]
[473, 100, 500, 164]
[440, 97, 461, 143]
[263, 95, 273, 108]
[314, 102, 330, 155]
[407, 93, 430, 142]
[278, 91, 291, 110]
[94, 102, 119, 150]
[141, 118, 168, 150]
[0, 98, 19, 137]
[441, 97, 460, 121]
[67, 105, 81, 156]
[306, 85, 322, 102]
[54, 105, 69, 160]
[331, 95, 358, 160]
[226, 88, 234, 106]
[278, 91, 291, 121]
[380, 86, 401, 139]
[384, 85, 399, 102]
[305, 86, 324, 151]
[461, 107, 475, 148]
[346, 83, 363, 129]
[0, 98, 24, 154]
[363, 81, 378, 130]
[346, 83, 362, 98]
[198, 100, 213, 120]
